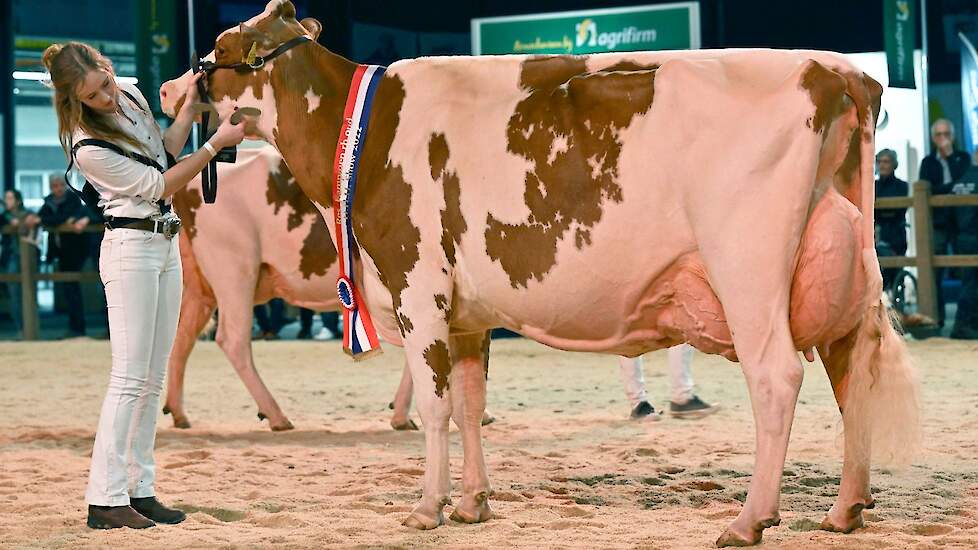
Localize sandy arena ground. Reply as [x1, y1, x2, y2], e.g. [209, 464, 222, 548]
[0, 336, 976, 549]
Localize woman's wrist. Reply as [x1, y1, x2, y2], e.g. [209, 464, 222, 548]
[202, 140, 219, 158]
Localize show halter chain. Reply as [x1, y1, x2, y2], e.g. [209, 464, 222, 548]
[333, 64, 386, 360]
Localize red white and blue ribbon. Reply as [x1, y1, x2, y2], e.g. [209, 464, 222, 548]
[333, 64, 385, 360]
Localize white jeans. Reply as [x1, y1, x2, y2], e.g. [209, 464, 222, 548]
[618, 343, 695, 407]
[86, 229, 182, 506]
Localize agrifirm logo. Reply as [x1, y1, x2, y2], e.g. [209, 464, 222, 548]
[574, 18, 657, 51]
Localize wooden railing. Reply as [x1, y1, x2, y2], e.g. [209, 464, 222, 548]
[875, 181, 978, 321]
[0, 225, 103, 340]
[2, 180, 977, 340]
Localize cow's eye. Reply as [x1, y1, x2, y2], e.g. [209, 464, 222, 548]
[216, 46, 225, 56]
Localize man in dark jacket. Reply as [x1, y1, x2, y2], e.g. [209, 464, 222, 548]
[874, 149, 909, 290]
[918, 119, 973, 328]
[39, 175, 90, 338]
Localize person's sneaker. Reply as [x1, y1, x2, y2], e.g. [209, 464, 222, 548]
[61, 330, 87, 340]
[130, 497, 186, 525]
[630, 401, 663, 421]
[314, 327, 336, 341]
[296, 329, 312, 340]
[669, 395, 721, 419]
[87, 505, 155, 529]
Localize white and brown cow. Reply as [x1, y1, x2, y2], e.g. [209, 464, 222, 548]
[165, 145, 417, 431]
[161, 1, 921, 545]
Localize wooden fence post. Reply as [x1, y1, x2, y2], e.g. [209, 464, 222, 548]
[18, 237, 39, 340]
[912, 180, 938, 321]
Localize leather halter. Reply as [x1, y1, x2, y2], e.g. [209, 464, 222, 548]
[191, 34, 312, 202]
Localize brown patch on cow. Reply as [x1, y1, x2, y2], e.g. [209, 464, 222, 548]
[265, 159, 319, 231]
[423, 340, 452, 398]
[434, 294, 449, 312]
[264, 157, 337, 278]
[518, 56, 589, 90]
[398, 312, 414, 334]
[299, 212, 337, 279]
[862, 73, 884, 127]
[448, 332, 492, 379]
[171, 186, 203, 241]
[429, 133, 467, 267]
[353, 76, 424, 324]
[799, 60, 847, 135]
[486, 65, 656, 288]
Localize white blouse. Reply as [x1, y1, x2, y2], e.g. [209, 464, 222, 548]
[72, 82, 170, 220]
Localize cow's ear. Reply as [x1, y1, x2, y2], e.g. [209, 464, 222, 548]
[275, 0, 297, 20]
[300, 17, 322, 41]
[239, 23, 275, 58]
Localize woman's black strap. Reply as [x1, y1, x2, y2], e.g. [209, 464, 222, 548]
[65, 139, 173, 216]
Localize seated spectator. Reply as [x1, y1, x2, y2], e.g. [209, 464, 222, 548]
[874, 149, 909, 290]
[39, 174, 91, 338]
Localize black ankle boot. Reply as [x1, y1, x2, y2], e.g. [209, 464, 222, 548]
[130, 496, 187, 525]
[87, 505, 155, 529]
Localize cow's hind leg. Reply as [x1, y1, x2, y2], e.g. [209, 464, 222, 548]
[817, 329, 872, 533]
[390, 362, 417, 430]
[715, 320, 803, 547]
[163, 272, 216, 429]
[448, 331, 493, 524]
[213, 277, 293, 431]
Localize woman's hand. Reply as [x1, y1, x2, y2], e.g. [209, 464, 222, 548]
[210, 114, 248, 149]
[180, 72, 204, 112]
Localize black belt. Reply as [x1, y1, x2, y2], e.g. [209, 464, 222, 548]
[105, 217, 164, 234]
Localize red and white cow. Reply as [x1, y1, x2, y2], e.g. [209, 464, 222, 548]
[166, 145, 417, 431]
[162, 2, 921, 545]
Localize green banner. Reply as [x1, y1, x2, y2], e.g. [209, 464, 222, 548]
[883, 0, 916, 89]
[135, 0, 179, 118]
[471, 3, 700, 56]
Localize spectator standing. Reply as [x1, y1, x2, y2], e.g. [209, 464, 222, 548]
[918, 119, 972, 327]
[1, 189, 40, 337]
[39, 174, 91, 338]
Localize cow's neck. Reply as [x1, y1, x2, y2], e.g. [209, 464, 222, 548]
[268, 45, 357, 209]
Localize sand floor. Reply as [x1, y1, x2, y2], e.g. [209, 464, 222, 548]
[0, 337, 976, 549]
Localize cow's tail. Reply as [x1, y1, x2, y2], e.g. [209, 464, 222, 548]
[840, 73, 921, 467]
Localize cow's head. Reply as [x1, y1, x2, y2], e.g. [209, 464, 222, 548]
[159, 0, 322, 143]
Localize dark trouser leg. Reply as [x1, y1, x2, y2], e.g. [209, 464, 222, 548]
[60, 251, 88, 334]
[299, 308, 313, 332]
[321, 311, 340, 333]
[933, 228, 950, 327]
[268, 298, 285, 333]
[254, 305, 271, 333]
[953, 235, 978, 330]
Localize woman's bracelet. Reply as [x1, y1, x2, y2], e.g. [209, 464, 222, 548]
[202, 141, 218, 158]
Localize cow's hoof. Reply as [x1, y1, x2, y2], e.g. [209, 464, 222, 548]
[450, 492, 492, 524]
[391, 419, 419, 431]
[820, 501, 871, 533]
[162, 406, 191, 429]
[481, 412, 496, 426]
[402, 510, 443, 530]
[716, 516, 779, 547]
[270, 419, 295, 432]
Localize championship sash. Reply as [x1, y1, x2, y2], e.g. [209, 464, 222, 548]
[332, 64, 385, 359]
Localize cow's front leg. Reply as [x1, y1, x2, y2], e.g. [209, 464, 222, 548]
[717, 328, 803, 547]
[401, 323, 454, 530]
[448, 332, 493, 524]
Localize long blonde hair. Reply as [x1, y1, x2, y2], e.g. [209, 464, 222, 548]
[42, 41, 146, 156]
